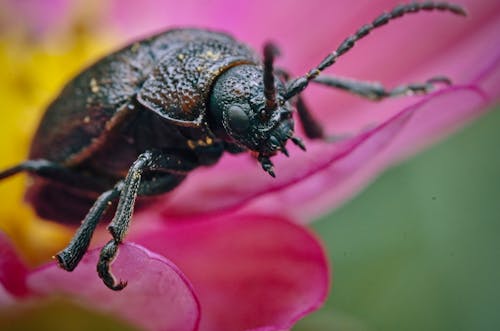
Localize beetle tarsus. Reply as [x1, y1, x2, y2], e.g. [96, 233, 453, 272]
[97, 239, 127, 291]
[56, 184, 122, 272]
[426, 76, 452, 86]
[388, 76, 454, 98]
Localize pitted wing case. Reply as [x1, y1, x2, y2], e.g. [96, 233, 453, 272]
[137, 30, 260, 127]
[28, 36, 156, 164]
[29, 29, 259, 165]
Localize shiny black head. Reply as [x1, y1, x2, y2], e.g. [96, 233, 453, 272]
[209, 64, 296, 176]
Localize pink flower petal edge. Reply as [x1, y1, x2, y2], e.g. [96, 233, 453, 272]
[131, 213, 329, 331]
[27, 243, 201, 331]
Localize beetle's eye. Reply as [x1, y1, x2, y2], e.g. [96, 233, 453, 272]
[227, 105, 250, 134]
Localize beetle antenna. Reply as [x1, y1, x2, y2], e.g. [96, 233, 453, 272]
[263, 42, 280, 113]
[284, 1, 466, 100]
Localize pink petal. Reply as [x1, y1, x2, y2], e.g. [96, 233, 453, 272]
[0, 231, 29, 299]
[99, 0, 500, 221]
[156, 85, 488, 221]
[131, 213, 329, 331]
[0, 285, 16, 306]
[27, 243, 200, 331]
[238, 86, 491, 220]
[1, 0, 72, 37]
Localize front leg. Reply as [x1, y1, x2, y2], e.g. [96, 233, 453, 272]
[295, 95, 350, 142]
[293, 75, 451, 142]
[57, 150, 196, 290]
[97, 152, 150, 290]
[56, 181, 123, 272]
[101, 150, 197, 290]
[313, 74, 451, 101]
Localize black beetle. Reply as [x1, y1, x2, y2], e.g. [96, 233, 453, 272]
[0, 2, 466, 290]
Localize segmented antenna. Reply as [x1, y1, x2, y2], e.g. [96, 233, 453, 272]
[284, 1, 466, 100]
[263, 42, 280, 113]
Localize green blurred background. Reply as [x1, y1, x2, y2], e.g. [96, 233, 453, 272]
[296, 105, 500, 330]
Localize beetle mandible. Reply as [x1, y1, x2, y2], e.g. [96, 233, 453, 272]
[0, 2, 466, 290]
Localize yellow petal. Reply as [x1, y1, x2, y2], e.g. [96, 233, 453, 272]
[0, 28, 116, 266]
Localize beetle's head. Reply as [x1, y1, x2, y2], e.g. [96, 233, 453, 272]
[209, 64, 301, 176]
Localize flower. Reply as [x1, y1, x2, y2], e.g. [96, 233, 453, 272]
[0, 0, 499, 330]
[1, 214, 328, 331]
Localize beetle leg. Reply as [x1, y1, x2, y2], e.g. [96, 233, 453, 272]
[275, 67, 340, 142]
[96, 152, 152, 290]
[295, 95, 350, 142]
[98, 150, 196, 290]
[295, 96, 324, 140]
[97, 239, 127, 290]
[293, 75, 451, 142]
[312, 75, 452, 101]
[55, 181, 123, 271]
[0, 159, 110, 192]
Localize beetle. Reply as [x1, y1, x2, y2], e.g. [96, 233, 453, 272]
[0, 2, 466, 290]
